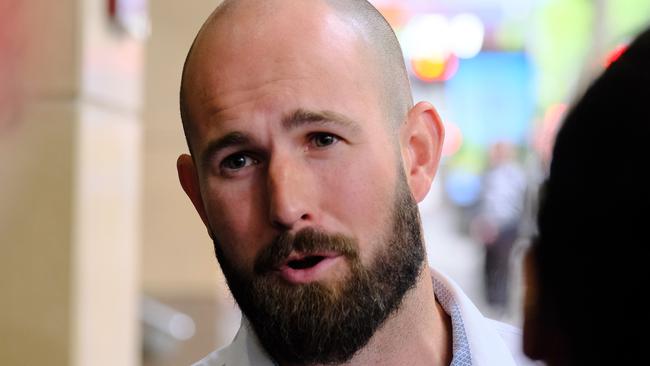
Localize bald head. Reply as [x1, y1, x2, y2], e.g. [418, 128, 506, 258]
[179, 0, 412, 151]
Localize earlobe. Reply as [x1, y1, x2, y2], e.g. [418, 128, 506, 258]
[177, 154, 210, 227]
[401, 101, 445, 202]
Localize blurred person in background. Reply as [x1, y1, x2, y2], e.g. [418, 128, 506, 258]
[472, 142, 527, 314]
[177, 0, 534, 365]
[522, 27, 650, 366]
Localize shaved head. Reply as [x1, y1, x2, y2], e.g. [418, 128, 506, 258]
[179, 0, 412, 152]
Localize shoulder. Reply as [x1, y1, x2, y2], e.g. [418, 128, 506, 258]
[191, 320, 276, 366]
[429, 268, 537, 366]
[488, 319, 540, 366]
[192, 347, 228, 366]
[489, 318, 521, 341]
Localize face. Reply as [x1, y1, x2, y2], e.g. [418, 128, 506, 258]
[179, 1, 441, 363]
[184, 2, 402, 287]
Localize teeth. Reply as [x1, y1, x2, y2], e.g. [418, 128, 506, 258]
[287, 256, 325, 270]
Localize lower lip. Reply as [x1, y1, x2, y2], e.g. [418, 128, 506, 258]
[277, 256, 343, 284]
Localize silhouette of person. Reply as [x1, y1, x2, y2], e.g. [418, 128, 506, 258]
[523, 27, 650, 365]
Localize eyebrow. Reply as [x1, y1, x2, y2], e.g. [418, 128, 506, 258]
[200, 109, 360, 168]
[282, 109, 360, 132]
[200, 132, 251, 170]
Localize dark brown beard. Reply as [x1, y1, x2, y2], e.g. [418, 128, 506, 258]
[212, 174, 425, 365]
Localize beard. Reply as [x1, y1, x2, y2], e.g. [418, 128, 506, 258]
[212, 174, 426, 365]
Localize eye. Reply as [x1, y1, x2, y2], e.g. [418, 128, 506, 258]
[220, 153, 258, 172]
[310, 133, 339, 148]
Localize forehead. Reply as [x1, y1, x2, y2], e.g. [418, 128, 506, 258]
[183, 1, 383, 139]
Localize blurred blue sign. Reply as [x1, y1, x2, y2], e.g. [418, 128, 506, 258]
[446, 52, 534, 146]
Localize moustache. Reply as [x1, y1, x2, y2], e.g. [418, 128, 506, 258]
[254, 228, 359, 275]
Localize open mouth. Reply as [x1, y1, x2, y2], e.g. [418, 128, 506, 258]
[287, 255, 326, 270]
[277, 252, 342, 284]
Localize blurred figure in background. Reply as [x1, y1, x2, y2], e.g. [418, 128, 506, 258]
[523, 27, 650, 365]
[472, 142, 527, 313]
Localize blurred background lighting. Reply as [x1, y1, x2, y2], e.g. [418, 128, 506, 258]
[444, 169, 482, 207]
[442, 121, 463, 157]
[534, 103, 568, 163]
[142, 296, 196, 341]
[169, 314, 196, 341]
[449, 13, 485, 59]
[402, 14, 451, 61]
[605, 43, 629, 68]
[376, 4, 410, 30]
[411, 57, 446, 81]
[411, 54, 459, 82]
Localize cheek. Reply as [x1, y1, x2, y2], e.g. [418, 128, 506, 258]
[333, 169, 392, 215]
[203, 178, 268, 269]
[318, 150, 398, 255]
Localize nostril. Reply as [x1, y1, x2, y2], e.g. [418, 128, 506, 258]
[270, 211, 310, 231]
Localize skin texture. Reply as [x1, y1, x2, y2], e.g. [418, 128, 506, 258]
[179, 0, 413, 143]
[177, 1, 449, 365]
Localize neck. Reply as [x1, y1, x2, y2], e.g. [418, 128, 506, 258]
[295, 265, 453, 366]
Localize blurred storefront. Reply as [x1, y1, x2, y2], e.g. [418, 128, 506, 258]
[373, 0, 650, 211]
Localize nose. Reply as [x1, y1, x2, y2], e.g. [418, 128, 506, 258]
[267, 156, 313, 231]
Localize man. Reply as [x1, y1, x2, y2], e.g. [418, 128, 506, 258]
[177, 1, 531, 365]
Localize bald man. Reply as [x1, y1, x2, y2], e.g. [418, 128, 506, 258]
[177, 1, 531, 365]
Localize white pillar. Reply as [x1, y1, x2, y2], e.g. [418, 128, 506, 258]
[0, 0, 142, 365]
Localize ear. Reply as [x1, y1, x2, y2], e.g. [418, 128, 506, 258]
[177, 154, 210, 228]
[400, 101, 445, 202]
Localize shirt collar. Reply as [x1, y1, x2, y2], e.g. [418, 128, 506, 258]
[430, 267, 519, 366]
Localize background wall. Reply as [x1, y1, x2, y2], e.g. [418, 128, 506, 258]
[0, 0, 141, 365]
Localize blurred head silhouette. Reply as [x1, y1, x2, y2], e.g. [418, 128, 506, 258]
[523, 27, 650, 365]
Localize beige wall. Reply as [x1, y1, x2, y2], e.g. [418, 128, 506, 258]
[1, 101, 77, 366]
[0, 0, 141, 365]
[142, 0, 226, 299]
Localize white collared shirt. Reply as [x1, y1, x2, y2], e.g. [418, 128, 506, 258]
[193, 269, 536, 366]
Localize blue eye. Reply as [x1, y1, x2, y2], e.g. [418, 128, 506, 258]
[312, 133, 339, 147]
[221, 154, 257, 171]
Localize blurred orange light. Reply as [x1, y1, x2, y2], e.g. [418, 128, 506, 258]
[412, 57, 446, 81]
[411, 55, 459, 82]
